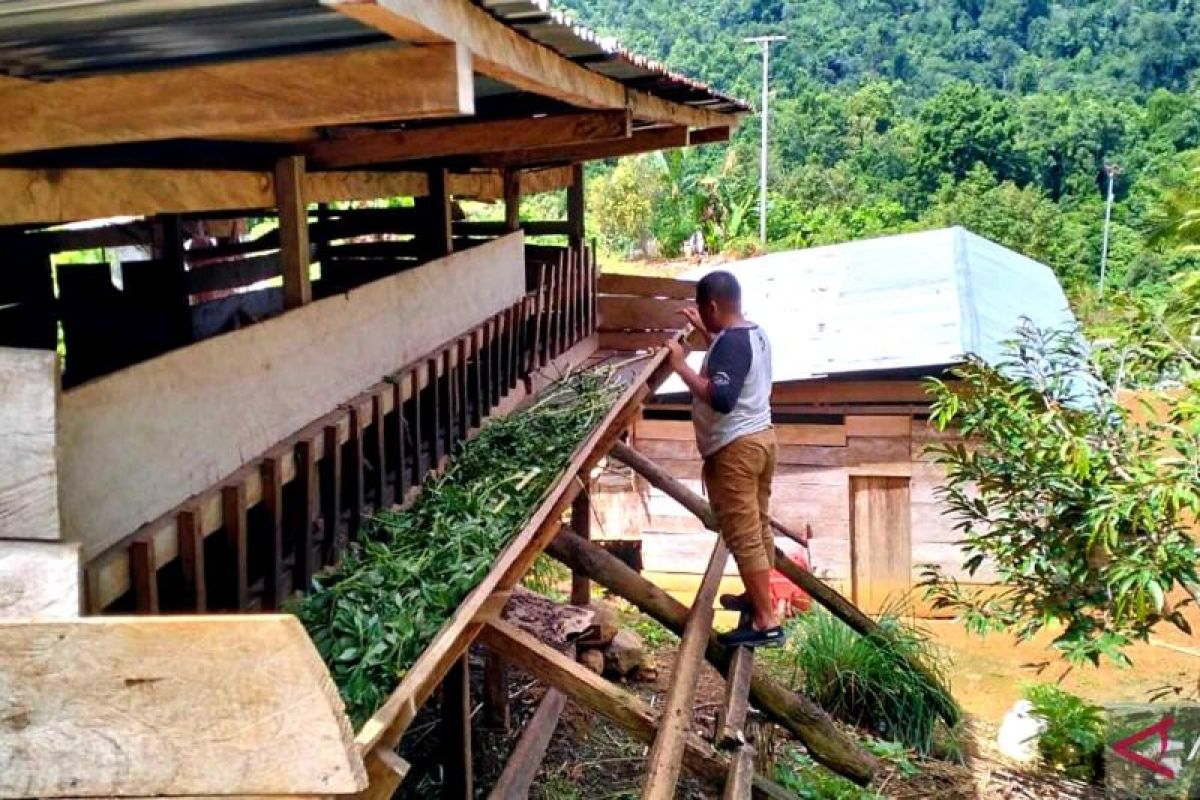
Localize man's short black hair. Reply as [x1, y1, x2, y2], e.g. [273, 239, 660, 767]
[696, 270, 741, 306]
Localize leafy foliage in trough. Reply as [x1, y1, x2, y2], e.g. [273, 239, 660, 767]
[295, 370, 620, 725]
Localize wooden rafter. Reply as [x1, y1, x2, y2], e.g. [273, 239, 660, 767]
[688, 126, 732, 145]
[476, 126, 689, 168]
[0, 45, 473, 156]
[305, 110, 632, 169]
[328, 0, 739, 130]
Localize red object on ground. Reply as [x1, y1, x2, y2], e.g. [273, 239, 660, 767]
[770, 549, 812, 614]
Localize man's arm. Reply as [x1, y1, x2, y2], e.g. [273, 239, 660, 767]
[667, 329, 752, 412]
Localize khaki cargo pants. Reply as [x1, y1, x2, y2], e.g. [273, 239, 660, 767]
[701, 428, 778, 575]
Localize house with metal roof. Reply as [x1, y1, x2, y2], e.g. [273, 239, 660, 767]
[605, 228, 1078, 615]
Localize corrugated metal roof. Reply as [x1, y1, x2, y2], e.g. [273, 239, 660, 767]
[0, 0, 747, 115]
[658, 227, 1077, 391]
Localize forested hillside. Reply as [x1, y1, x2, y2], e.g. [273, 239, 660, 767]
[558, 0, 1200, 307]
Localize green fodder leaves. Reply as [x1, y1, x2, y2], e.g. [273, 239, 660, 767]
[293, 369, 620, 725]
[781, 606, 961, 757]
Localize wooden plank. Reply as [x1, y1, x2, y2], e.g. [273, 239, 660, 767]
[61, 235, 526, 562]
[371, 393, 390, 509]
[295, 438, 319, 591]
[599, 295, 684, 331]
[599, 330, 678, 351]
[635, 418, 694, 441]
[641, 539, 728, 800]
[0, 45, 472, 156]
[347, 407, 366, 538]
[221, 483, 250, 609]
[486, 687, 565, 799]
[845, 415, 911, 438]
[410, 370, 427, 489]
[717, 647, 755, 748]
[441, 654, 473, 800]
[176, 507, 206, 612]
[335, 0, 737, 129]
[261, 455, 285, 608]
[275, 155, 312, 310]
[0, 348, 61, 541]
[469, 330, 484, 429]
[393, 378, 410, 501]
[480, 126, 690, 169]
[849, 476, 912, 614]
[775, 424, 847, 447]
[724, 745, 756, 800]
[570, 491, 592, 606]
[321, 425, 344, 566]
[772, 380, 932, 406]
[689, 126, 732, 146]
[0, 615, 365, 797]
[306, 110, 630, 169]
[0, 541, 81, 619]
[599, 273, 697, 300]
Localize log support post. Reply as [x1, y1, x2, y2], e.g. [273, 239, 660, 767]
[441, 653, 473, 800]
[503, 168, 520, 233]
[569, 490, 591, 606]
[482, 650, 510, 732]
[421, 167, 453, 260]
[275, 155, 312, 310]
[567, 162, 584, 251]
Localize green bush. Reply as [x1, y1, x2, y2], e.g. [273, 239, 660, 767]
[1023, 683, 1106, 782]
[780, 607, 960, 755]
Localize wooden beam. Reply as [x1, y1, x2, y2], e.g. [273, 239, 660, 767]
[503, 169, 520, 233]
[599, 273, 697, 300]
[0, 347, 61, 541]
[478, 126, 689, 169]
[487, 686, 565, 800]
[641, 539, 728, 800]
[717, 647, 755, 748]
[688, 126, 732, 146]
[275, 155, 312, 309]
[305, 110, 631, 169]
[0, 615, 367, 797]
[0, 45, 473, 156]
[332, 0, 737, 129]
[569, 491, 591, 606]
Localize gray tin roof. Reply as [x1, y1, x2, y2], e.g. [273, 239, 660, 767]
[662, 227, 1077, 389]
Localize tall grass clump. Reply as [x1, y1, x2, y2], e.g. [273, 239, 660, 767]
[295, 369, 620, 724]
[781, 607, 960, 755]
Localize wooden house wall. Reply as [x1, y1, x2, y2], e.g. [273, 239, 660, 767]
[624, 393, 997, 606]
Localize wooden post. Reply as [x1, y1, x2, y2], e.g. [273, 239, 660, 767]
[371, 393, 390, 509]
[157, 214, 193, 347]
[221, 483, 249, 609]
[410, 370, 426, 490]
[320, 424, 343, 565]
[261, 454, 285, 608]
[486, 685, 564, 799]
[129, 535, 158, 614]
[570, 490, 591, 606]
[482, 651, 510, 732]
[441, 654, 473, 800]
[503, 169, 520, 233]
[641, 539, 727, 800]
[393, 378, 410, 502]
[347, 406, 365, 539]
[176, 507, 206, 612]
[275, 155, 312, 309]
[423, 167, 453, 260]
[295, 438, 319, 591]
[567, 162, 585, 251]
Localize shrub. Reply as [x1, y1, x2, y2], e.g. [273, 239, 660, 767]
[780, 607, 960, 755]
[1024, 683, 1106, 782]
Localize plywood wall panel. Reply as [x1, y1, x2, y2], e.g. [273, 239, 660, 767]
[60, 234, 526, 559]
[0, 348, 61, 541]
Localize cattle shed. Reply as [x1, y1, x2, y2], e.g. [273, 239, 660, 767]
[602, 228, 1077, 615]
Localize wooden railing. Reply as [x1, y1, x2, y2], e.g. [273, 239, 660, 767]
[85, 243, 597, 614]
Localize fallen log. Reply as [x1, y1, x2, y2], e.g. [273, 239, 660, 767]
[547, 529, 879, 785]
[609, 440, 960, 728]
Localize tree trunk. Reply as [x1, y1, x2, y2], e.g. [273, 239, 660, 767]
[546, 529, 880, 785]
[609, 441, 960, 729]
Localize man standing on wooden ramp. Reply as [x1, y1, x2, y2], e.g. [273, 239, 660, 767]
[665, 270, 784, 648]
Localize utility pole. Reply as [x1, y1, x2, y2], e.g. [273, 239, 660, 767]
[1099, 163, 1122, 295]
[744, 34, 786, 245]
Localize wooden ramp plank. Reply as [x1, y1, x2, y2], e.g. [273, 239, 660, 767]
[486, 687, 567, 799]
[640, 538, 728, 800]
[718, 647, 755, 749]
[0, 615, 366, 798]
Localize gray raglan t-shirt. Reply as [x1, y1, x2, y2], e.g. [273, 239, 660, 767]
[692, 324, 773, 458]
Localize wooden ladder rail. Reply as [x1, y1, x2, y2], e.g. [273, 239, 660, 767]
[640, 537, 728, 800]
[717, 647, 757, 800]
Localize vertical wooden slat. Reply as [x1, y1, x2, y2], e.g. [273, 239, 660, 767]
[567, 248, 577, 345]
[261, 454, 285, 609]
[411, 370, 427, 489]
[177, 507, 207, 612]
[441, 348, 455, 462]
[371, 393, 390, 509]
[428, 357, 445, 469]
[275, 155, 312, 309]
[320, 424, 343, 565]
[295, 438, 318, 591]
[441, 654, 474, 800]
[129, 535, 158, 613]
[424, 166, 453, 260]
[555, 254, 566, 356]
[394, 378, 410, 501]
[347, 406, 365, 539]
[531, 264, 547, 370]
[221, 483, 249, 609]
[457, 338, 470, 437]
[508, 303, 520, 390]
[570, 491, 591, 606]
[469, 328, 483, 429]
[567, 162, 585, 251]
[497, 311, 510, 393]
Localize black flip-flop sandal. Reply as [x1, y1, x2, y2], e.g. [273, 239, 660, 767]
[718, 624, 786, 649]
